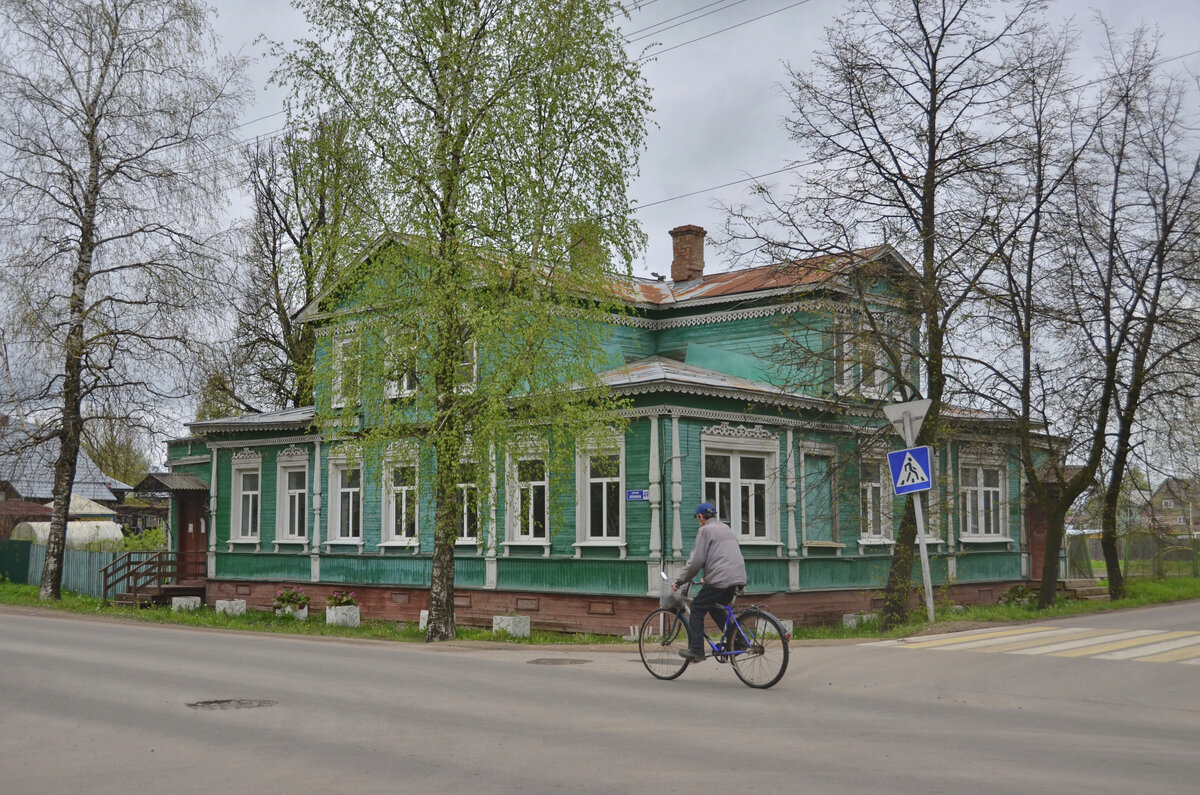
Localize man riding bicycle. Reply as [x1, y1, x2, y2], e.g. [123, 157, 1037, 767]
[672, 502, 747, 662]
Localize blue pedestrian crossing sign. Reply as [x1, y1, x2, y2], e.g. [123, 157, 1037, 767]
[887, 446, 933, 495]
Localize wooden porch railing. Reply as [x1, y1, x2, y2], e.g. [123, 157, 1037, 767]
[101, 551, 206, 606]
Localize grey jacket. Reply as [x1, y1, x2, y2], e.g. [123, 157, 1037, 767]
[677, 519, 746, 589]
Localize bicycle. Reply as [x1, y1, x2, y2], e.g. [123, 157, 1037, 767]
[638, 573, 790, 689]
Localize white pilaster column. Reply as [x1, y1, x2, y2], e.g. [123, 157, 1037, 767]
[671, 414, 682, 557]
[649, 416, 661, 559]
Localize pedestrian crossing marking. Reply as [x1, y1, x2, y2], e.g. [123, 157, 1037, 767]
[1135, 642, 1200, 664]
[896, 626, 1058, 649]
[1049, 630, 1194, 658]
[1095, 634, 1200, 661]
[958, 628, 1116, 653]
[1010, 629, 1162, 655]
[866, 625, 1200, 666]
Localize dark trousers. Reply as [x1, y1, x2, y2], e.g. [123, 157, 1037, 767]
[687, 584, 736, 655]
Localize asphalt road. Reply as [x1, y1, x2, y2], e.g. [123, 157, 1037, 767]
[1, 602, 1198, 794]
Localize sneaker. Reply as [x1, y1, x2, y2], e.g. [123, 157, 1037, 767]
[678, 649, 705, 663]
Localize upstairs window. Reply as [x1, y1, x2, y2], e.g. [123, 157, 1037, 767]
[332, 336, 360, 409]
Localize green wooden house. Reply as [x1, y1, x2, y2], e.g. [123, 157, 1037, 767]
[162, 226, 1050, 633]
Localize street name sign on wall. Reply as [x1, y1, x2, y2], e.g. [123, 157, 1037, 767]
[625, 489, 649, 501]
[887, 446, 933, 495]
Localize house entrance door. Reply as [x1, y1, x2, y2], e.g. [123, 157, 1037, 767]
[176, 494, 207, 581]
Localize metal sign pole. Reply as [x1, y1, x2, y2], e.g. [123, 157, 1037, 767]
[901, 411, 936, 623]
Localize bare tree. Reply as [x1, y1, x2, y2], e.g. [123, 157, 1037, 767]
[727, 0, 1047, 629]
[0, 0, 246, 600]
[202, 117, 374, 414]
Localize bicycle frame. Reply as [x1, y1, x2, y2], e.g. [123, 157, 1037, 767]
[675, 583, 757, 662]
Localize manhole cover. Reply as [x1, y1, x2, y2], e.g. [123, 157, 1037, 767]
[527, 658, 590, 665]
[186, 699, 276, 710]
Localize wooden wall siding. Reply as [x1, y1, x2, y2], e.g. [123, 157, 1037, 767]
[798, 555, 901, 590]
[321, 554, 433, 586]
[496, 558, 647, 595]
[216, 551, 310, 581]
[744, 559, 789, 591]
[957, 550, 1023, 581]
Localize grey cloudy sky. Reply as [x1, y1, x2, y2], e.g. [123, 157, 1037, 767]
[211, 0, 1200, 278]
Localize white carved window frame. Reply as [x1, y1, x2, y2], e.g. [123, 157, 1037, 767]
[275, 445, 309, 550]
[958, 451, 1010, 544]
[574, 432, 626, 557]
[327, 453, 364, 551]
[700, 424, 780, 547]
[381, 444, 420, 550]
[229, 448, 262, 550]
[503, 441, 550, 555]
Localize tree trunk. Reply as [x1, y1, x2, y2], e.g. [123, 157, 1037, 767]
[1037, 505, 1068, 608]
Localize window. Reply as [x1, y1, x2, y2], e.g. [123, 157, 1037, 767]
[1163, 499, 1175, 509]
[456, 340, 478, 393]
[1177, 516, 1187, 526]
[232, 466, 261, 540]
[587, 452, 621, 539]
[455, 462, 480, 542]
[833, 319, 900, 398]
[961, 464, 1004, 537]
[510, 456, 547, 541]
[704, 451, 769, 539]
[385, 348, 418, 399]
[384, 464, 419, 544]
[803, 453, 835, 543]
[332, 336, 360, 408]
[331, 464, 362, 541]
[860, 461, 890, 539]
[280, 466, 307, 540]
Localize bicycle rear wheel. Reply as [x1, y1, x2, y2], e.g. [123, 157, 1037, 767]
[729, 609, 789, 689]
[638, 608, 691, 680]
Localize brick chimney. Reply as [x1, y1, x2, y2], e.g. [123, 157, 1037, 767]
[669, 225, 706, 282]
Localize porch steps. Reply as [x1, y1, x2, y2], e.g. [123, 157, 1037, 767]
[112, 583, 206, 609]
[1032, 578, 1109, 602]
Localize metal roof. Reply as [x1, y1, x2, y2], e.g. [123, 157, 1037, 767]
[133, 472, 210, 493]
[0, 425, 128, 503]
[188, 406, 316, 434]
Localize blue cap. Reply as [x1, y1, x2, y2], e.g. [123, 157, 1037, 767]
[694, 502, 716, 518]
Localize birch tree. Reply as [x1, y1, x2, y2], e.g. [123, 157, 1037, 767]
[0, 0, 246, 600]
[276, 0, 650, 640]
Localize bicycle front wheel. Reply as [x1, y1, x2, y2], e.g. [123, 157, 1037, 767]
[638, 608, 691, 680]
[729, 609, 789, 689]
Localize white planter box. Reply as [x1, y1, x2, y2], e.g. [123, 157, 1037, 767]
[492, 615, 530, 638]
[171, 596, 201, 611]
[275, 605, 308, 620]
[215, 599, 246, 616]
[326, 605, 360, 627]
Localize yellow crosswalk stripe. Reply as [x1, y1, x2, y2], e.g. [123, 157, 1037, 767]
[1049, 630, 1195, 658]
[897, 626, 1057, 649]
[963, 628, 1115, 653]
[1104, 638, 1200, 662]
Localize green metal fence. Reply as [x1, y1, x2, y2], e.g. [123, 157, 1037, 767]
[11, 542, 153, 598]
[1086, 532, 1200, 579]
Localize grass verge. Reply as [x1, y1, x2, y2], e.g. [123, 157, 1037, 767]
[3, 578, 1198, 645]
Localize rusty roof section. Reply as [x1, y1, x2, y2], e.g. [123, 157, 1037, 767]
[624, 246, 894, 306]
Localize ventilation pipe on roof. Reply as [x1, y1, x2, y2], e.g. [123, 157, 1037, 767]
[669, 225, 706, 282]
